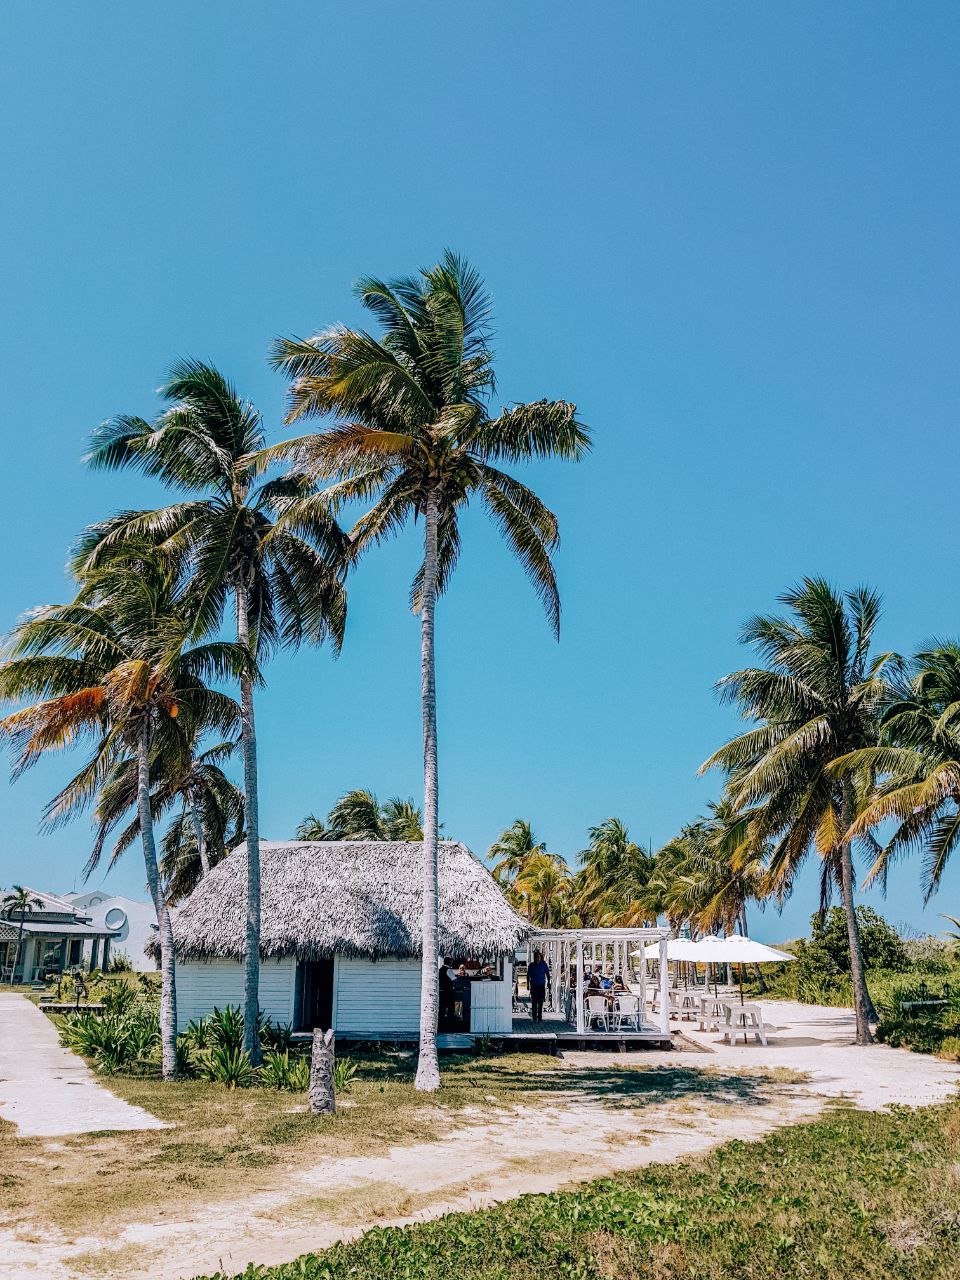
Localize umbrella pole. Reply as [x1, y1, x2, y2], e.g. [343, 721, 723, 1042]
[738, 962, 744, 1005]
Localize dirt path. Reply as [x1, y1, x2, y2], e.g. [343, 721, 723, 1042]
[3, 1000, 958, 1280]
[0, 994, 166, 1137]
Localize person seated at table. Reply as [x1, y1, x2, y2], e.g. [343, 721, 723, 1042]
[611, 973, 628, 995]
[585, 972, 602, 997]
[599, 968, 614, 991]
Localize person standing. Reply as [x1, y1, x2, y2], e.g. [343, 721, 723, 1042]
[527, 950, 551, 1023]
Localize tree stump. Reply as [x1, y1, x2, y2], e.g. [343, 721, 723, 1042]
[308, 1027, 336, 1115]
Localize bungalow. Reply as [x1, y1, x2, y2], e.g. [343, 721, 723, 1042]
[62, 891, 158, 972]
[0, 889, 122, 982]
[163, 840, 528, 1039]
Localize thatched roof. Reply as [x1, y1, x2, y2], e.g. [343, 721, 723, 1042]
[161, 840, 528, 962]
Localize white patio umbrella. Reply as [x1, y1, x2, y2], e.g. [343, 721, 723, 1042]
[696, 934, 793, 1002]
[635, 938, 706, 962]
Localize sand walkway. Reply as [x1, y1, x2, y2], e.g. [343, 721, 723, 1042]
[2, 998, 958, 1279]
[0, 993, 166, 1137]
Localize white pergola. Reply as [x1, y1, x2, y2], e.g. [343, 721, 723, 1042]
[527, 926, 672, 1035]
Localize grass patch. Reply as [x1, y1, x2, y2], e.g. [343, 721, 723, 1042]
[0, 1052, 777, 1237]
[198, 1097, 960, 1280]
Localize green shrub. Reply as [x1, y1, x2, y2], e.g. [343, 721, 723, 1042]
[259, 1018, 294, 1053]
[109, 951, 133, 973]
[334, 1056, 358, 1093]
[101, 979, 138, 1016]
[59, 1006, 159, 1074]
[903, 935, 956, 974]
[183, 1016, 213, 1050]
[207, 1005, 245, 1051]
[259, 1049, 310, 1091]
[195, 1043, 255, 1088]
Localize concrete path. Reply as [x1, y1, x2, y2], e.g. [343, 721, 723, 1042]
[0, 993, 166, 1136]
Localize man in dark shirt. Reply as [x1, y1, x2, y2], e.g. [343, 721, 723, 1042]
[527, 950, 551, 1022]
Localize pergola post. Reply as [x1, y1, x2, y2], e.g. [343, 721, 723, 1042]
[658, 934, 670, 1036]
[575, 936, 584, 1034]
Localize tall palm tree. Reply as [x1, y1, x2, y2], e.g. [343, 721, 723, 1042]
[688, 797, 769, 937]
[87, 736, 244, 897]
[488, 819, 547, 887]
[75, 361, 347, 1063]
[512, 853, 577, 928]
[1, 886, 42, 984]
[701, 578, 891, 1044]
[575, 818, 656, 926]
[296, 789, 424, 841]
[0, 549, 244, 1075]
[295, 813, 330, 840]
[271, 253, 589, 1090]
[838, 644, 960, 900]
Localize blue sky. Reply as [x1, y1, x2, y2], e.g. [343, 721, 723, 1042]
[1, 3, 959, 940]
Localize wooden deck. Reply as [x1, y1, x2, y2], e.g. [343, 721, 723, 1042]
[502, 1011, 672, 1050]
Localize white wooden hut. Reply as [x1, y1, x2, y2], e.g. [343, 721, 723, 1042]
[162, 840, 527, 1039]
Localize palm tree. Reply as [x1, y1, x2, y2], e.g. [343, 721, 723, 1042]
[838, 644, 960, 901]
[512, 853, 577, 927]
[686, 797, 769, 937]
[488, 819, 547, 887]
[575, 818, 656, 926]
[271, 253, 589, 1090]
[701, 578, 892, 1044]
[75, 361, 347, 1064]
[0, 548, 244, 1075]
[1, 886, 42, 984]
[295, 813, 330, 840]
[87, 736, 244, 899]
[296, 789, 424, 841]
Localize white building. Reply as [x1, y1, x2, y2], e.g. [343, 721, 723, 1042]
[161, 840, 526, 1038]
[62, 891, 158, 972]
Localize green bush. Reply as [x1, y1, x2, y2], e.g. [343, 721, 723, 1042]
[259, 1049, 310, 1091]
[109, 951, 133, 973]
[183, 1015, 213, 1050]
[259, 1017, 294, 1053]
[334, 1056, 358, 1093]
[206, 1005, 245, 1051]
[876, 982, 960, 1054]
[195, 1043, 255, 1089]
[59, 1006, 159, 1074]
[101, 979, 138, 1016]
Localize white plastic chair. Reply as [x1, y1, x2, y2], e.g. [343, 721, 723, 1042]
[613, 994, 641, 1032]
[585, 995, 610, 1031]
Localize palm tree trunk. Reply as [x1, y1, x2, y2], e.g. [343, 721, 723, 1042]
[235, 581, 262, 1066]
[740, 905, 767, 991]
[840, 787, 873, 1044]
[415, 485, 441, 1093]
[138, 721, 177, 1078]
[12, 915, 26, 984]
[188, 799, 210, 877]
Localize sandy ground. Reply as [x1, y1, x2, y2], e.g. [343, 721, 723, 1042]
[3, 999, 959, 1280]
[0, 994, 167, 1137]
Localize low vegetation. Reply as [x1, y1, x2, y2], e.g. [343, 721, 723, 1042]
[55, 999, 358, 1091]
[198, 1097, 960, 1280]
[0, 1053, 765, 1239]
